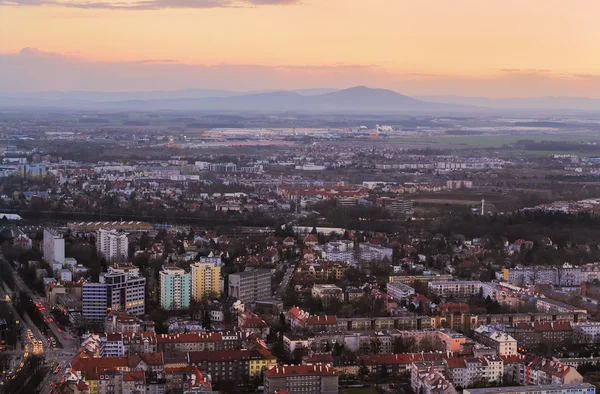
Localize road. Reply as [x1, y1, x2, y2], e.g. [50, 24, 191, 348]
[12, 271, 79, 350]
[0, 255, 80, 393]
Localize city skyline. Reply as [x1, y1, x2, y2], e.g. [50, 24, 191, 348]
[1, 0, 600, 96]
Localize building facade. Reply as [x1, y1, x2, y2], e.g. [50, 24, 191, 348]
[263, 364, 338, 394]
[96, 229, 129, 262]
[43, 228, 65, 264]
[160, 265, 191, 310]
[228, 269, 271, 304]
[191, 262, 221, 300]
[82, 271, 146, 320]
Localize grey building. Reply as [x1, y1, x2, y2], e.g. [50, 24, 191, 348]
[82, 271, 146, 320]
[228, 269, 271, 304]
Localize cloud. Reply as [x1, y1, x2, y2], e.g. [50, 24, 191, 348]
[3, 48, 600, 98]
[499, 68, 552, 74]
[0, 0, 301, 10]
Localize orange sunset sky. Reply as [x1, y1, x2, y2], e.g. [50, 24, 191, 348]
[1, 0, 599, 96]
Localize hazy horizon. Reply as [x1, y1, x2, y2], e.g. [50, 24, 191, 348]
[2, 0, 600, 98]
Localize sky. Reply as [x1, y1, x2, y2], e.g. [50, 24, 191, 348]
[1, 0, 600, 97]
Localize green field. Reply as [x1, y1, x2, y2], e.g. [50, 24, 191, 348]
[386, 133, 600, 148]
[340, 388, 379, 394]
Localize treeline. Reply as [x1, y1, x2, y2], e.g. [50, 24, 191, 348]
[430, 210, 600, 247]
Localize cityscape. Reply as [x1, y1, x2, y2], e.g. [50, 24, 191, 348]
[2, 1, 600, 394]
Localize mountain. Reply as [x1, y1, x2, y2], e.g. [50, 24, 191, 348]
[0, 86, 460, 112]
[418, 95, 600, 111]
[0, 88, 338, 102]
[101, 86, 448, 112]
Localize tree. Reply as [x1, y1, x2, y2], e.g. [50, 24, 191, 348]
[393, 336, 416, 353]
[370, 337, 382, 354]
[279, 312, 287, 332]
[202, 310, 212, 331]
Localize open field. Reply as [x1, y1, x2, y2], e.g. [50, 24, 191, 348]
[386, 133, 600, 148]
[340, 388, 380, 394]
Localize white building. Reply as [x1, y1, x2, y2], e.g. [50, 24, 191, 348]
[58, 269, 73, 282]
[573, 322, 600, 343]
[428, 281, 482, 298]
[386, 282, 416, 302]
[445, 356, 504, 388]
[358, 243, 393, 264]
[96, 229, 128, 262]
[473, 326, 518, 356]
[43, 228, 65, 264]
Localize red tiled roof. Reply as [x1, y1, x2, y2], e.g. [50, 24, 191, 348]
[445, 357, 466, 369]
[307, 315, 337, 325]
[357, 352, 445, 366]
[188, 350, 250, 363]
[156, 332, 223, 343]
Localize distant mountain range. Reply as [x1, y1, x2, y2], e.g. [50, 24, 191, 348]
[416, 95, 600, 111]
[0, 86, 460, 112]
[1, 86, 600, 112]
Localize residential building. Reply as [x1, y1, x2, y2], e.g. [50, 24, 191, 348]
[503, 322, 573, 349]
[238, 311, 270, 339]
[386, 282, 416, 302]
[228, 269, 271, 304]
[311, 284, 343, 305]
[473, 326, 518, 356]
[96, 229, 129, 262]
[43, 228, 65, 264]
[573, 322, 600, 343]
[104, 312, 153, 334]
[191, 262, 221, 300]
[428, 281, 483, 298]
[263, 364, 338, 394]
[388, 275, 454, 285]
[160, 265, 191, 310]
[444, 356, 504, 388]
[502, 355, 584, 386]
[82, 271, 146, 320]
[416, 367, 457, 394]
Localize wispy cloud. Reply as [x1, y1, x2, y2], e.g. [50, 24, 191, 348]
[3, 48, 600, 97]
[0, 0, 301, 10]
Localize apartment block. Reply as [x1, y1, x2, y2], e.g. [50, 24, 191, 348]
[160, 265, 191, 310]
[43, 228, 65, 264]
[263, 364, 338, 394]
[96, 229, 129, 262]
[228, 268, 271, 304]
[428, 281, 483, 298]
[386, 282, 416, 301]
[473, 326, 518, 356]
[191, 262, 221, 300]
[82, 271, 146, 320]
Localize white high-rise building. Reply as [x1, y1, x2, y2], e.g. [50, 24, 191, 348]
[96, 229, 128, 262]
[43, 228, 65, 264]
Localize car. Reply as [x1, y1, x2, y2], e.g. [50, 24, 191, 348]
[63, 335, 67, 339]
[57, 328, 61, 333]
